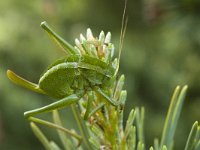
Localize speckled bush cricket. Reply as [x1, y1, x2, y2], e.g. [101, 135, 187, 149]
[7, 1, 128, 146]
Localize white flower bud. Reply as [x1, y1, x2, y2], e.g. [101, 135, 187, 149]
[86, 28, 94, 40]
[80, 34, 86, 43]
[99, 31, 105, 43]
[75, 38, 81, 48]
[105, 32, 111, 44]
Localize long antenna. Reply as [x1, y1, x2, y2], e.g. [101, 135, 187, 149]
[115, 0, 128, 76]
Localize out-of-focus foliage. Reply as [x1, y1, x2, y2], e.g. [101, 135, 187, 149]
[0, 0, 200, 149]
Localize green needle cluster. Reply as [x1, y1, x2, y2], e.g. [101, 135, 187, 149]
[7, 23, 200, 150]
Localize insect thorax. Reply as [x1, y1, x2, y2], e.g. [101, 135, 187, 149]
[38, 55, 115, 99]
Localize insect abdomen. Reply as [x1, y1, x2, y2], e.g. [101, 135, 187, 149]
[39, 62, 78, 99]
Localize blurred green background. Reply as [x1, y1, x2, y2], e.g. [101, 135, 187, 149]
[0, 0, 200, 149]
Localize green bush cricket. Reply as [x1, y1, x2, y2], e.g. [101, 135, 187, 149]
[7, 1, 128, 147]
[7, 15, 127, 143]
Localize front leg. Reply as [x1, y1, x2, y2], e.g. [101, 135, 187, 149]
[95, 88, 122, 106]
[24, 94, 80, 118]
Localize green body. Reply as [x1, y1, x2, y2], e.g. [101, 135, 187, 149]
[39, 55, 115, 99]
